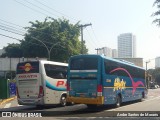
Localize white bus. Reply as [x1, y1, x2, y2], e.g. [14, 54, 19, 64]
[16, 60, 69, 107]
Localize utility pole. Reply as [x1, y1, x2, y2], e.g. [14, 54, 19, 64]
[79, 23, 92, 54]
[95, 48, 101, 55]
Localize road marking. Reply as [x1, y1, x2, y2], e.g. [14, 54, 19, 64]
[4, 103, 11, 108]
[17, 105, 23, 106]
[145, 96, 160, 102]
[107, 96, 160, 111]
[148, 96, 154, 98]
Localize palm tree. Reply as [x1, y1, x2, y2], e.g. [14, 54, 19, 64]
[152, 0, 160, 26]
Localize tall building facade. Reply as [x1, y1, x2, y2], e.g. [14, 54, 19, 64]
[112, 49, 118, 58]
[155, 57, 160, 68]
[118, 33, 136, 58]
[103, 47, 112, 57]
[97, 47, 118, 58]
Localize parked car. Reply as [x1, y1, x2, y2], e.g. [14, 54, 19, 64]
[155, 85, 159, 88]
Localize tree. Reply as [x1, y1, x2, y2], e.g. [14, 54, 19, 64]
[2, 17, 88, 62]
[152, 0, 160, 26]
[1, 43, 23, 58]
[148, 68, 160, 85]
[21, 17, 88, 62]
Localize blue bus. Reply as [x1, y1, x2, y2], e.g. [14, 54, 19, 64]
[67, 54, 147, 107]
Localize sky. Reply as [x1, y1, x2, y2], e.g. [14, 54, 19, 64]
[0, 0, 159, 68]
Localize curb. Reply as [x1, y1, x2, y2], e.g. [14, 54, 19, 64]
[0, 96, 17, 105]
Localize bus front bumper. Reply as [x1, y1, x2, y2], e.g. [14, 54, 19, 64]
[67, 96, 104, 105]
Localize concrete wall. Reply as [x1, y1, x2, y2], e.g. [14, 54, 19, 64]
[0, 58, 47, 71]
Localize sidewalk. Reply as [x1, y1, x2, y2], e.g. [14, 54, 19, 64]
[0, 96, 17, 105]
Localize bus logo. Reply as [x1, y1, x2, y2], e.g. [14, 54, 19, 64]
[110, 67, 144, 95]
[113, 77, 126, 91]
[24, 63, 32, 72]
[19, 63, 35, 72]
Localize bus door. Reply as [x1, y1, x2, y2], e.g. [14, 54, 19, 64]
[68, 57, 101, 99]
[16, 62, 43, 103]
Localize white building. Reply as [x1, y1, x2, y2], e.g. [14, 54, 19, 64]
[155, 57, 160, 68]
[97, 47, 113, 57]
[102, 47, 112, 57]
[118, 33, 136, 58]
[112, 49, 118, 58]
[0, 49, 5, 56]
[97, 47, 118, 58]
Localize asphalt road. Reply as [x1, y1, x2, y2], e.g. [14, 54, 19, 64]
[0, 88, 160, 120]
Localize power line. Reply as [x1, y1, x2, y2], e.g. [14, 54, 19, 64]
[34, 0, 79, 22]
[85, 28, 97, 49]
[86, 28, 99, 47]
[0, 26, 56, 45]
[0, 27, 24, 36]
[0, 24, 26, 35]
[0, 19, 25, 28]
[23, 0, 60, 18]
[90, 26, 100, 46]
[0, 33, 22, 41]
[0, 33, 49, 48]
[0, 18, 98, 52]
[0, 19, 49, 36]
[14, 0, 49, 17]
[5, 1, 100, 52]
[0, 22, 57, 45]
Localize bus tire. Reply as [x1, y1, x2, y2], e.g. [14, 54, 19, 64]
[115, 95, 121, 108]
[67, 102, 74, 106]
[60, 95, 67, 107]
[139, 92, 145, 102]
[36, 105, 44, 109]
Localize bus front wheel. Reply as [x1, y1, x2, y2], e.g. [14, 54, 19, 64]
[60, 95, 67, 107]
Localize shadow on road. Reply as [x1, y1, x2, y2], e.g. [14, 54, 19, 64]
[0, 99, 144, 117]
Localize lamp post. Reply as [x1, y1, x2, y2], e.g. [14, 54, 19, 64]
[31, 37, 60, 61]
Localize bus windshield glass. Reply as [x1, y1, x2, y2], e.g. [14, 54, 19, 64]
[70, 57, 98, 70]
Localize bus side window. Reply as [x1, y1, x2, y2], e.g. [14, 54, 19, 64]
[55, 66, 67, 79]
[44, 64, 67, 79]
[104, 60, 118, 75]
[56, 72, 65, 79]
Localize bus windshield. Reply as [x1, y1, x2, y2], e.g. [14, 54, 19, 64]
[70, 57, 98, 70]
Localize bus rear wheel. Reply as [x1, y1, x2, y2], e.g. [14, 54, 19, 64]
[115, 95, 121, 108]
[139, 92, 145, 102]
[36, 105, 44, 109]
[60, 95, 67, 107]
